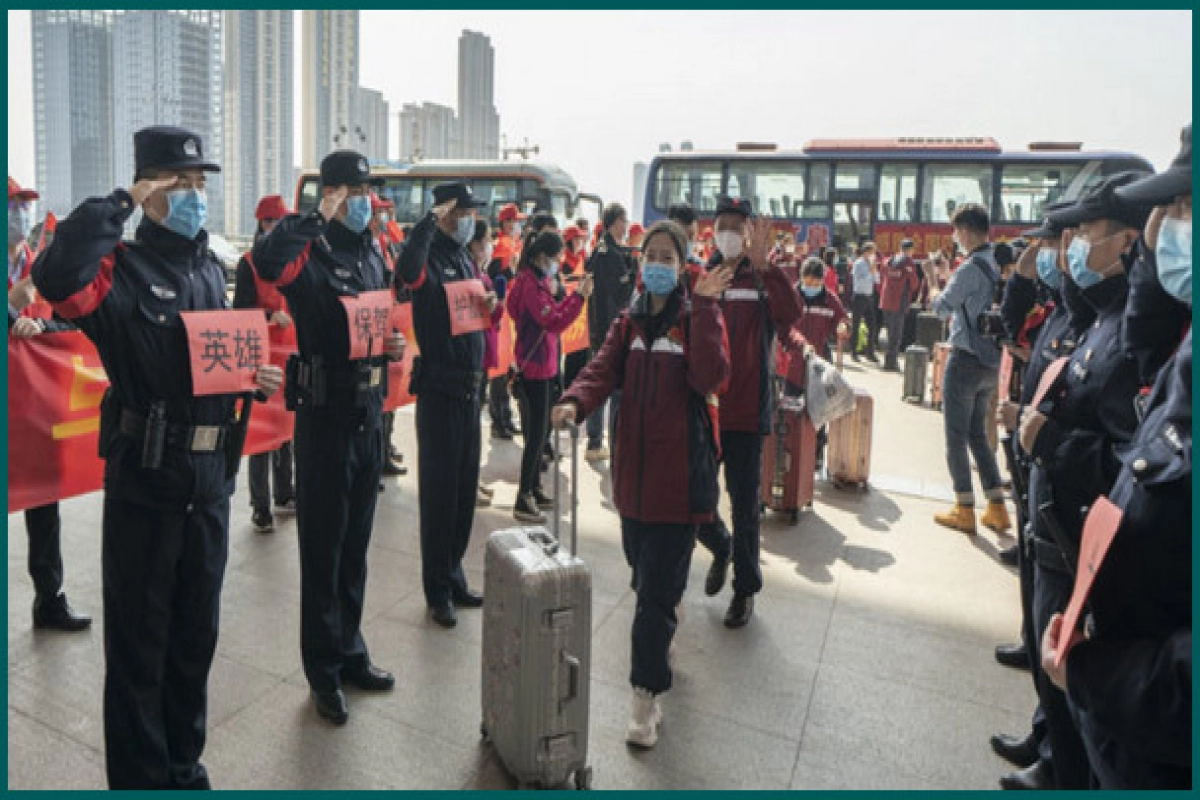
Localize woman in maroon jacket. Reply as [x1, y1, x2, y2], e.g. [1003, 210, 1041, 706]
[552, 221, 733, 749]
[505, 230, 591, 523]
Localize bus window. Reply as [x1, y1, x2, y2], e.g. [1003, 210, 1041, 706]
[835, 162, 877, 193]
[297, 176, 321, 215]
[999, 164, 1081, 223]
[653, 160, 723, 213]
[725, 161, 807, 218]
[386, 179, 425, 224]
[467, 179, 520, 209]
[921, 163, 993, 222]
[803, 162, 831, 217]
[877, 164, 918, 222]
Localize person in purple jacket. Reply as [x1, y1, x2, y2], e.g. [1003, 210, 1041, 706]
[505, 230, 592, 523]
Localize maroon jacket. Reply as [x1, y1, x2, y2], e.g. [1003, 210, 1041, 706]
[564, 291, 730, 525]
[708, 254, 803, 433]
[506, 266, 585, 380]
[880, 253, 920, 313]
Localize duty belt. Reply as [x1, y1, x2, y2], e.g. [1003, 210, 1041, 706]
[118, 408, 229, 453]
[1024, 535, 1072, 575]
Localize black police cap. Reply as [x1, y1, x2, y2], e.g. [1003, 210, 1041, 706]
[714, 195, 753, 218]
[1116, 124, 1192, 205]
[430, 182, 486, 209]
[1046, 171, 1156, 232]
[134, 125, 220, 177]
[900, 238, 915, 249]
[320, 150, 384, 188]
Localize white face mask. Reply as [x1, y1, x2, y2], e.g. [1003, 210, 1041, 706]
[715, 230, 743, 260]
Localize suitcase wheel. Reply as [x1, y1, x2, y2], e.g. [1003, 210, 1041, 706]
[479, 722, 489, 742]
[574, 767, 594, 790]
[789, 509, 800, 525]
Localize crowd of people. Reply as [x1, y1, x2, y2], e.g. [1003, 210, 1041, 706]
[8, 118, 1190, 788]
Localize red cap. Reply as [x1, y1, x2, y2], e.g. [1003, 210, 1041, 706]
[699, 226, 714, 242]
[370, 192, 394, 211]
[563, 225, 584, 243]
[498, 203, 527, 223]
[254, 194, 289, 221]
[629, 223, 645, 237]
[8, 176, 39, 201]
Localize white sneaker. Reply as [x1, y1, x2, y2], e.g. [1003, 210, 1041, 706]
[584, 446, 609, 462]
[625, 688, 662, 748]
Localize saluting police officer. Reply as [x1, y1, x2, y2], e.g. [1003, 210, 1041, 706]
[32, 126, 283, 788]
[396, 183, 494, 629]
[1014, 172, 1155, 790]
[252, 151, 406, 725]
[1041, 127, 1192, 790]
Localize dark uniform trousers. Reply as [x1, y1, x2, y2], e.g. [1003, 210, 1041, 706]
[696, 430, 765, 596]
[102, 494, 229, 790]
[488, 375, 516, 430]
[248, 441, 294, 513]
[416, 389, 481, 607]
[622, 518, 696, 694]
[293, 408, 383, 692]
[24, 503, 64, 603]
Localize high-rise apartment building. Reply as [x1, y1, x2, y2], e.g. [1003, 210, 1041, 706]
[356, 87, 389, 163]
[455, 30, 499, 159]
[301, 10, 359, 167]
[398, 102, 458, 161]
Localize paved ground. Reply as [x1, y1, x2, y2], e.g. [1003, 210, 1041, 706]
[8, 356, 1034, 790]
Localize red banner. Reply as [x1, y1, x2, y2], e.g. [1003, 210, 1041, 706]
[444, 279, 492, 337]
[560, 284, 590, 355]
[181, 309, 271, 396]
[384, 302, 417, 411]
[339, 290, 394, 359]
[488, 314, 515, 379]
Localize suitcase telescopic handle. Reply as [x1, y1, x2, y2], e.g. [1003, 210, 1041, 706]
[552, 422, 580, 556]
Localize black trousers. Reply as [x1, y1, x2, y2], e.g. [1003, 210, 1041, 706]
[25, 502, 63, 603]
[882, 308, 908, 366]
[1033, 555, 1092, 788]
[622, 517, 696, 695]
[416, 390, 482, 607]
[516, 378, 552, 496]
[488, 375, 515, 430]
[102, 495, 229, 789]
[850, 294, 877, 357]
[382, 410, 401, 458]
[248, 441, 294, 514]
[293, 410, 383, 692]
[696, 430, 764, 597]
[562, 349, 590, 394]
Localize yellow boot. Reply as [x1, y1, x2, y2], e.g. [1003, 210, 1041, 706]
[980, 501, 1012, 534]
[934, 504, 977, 534]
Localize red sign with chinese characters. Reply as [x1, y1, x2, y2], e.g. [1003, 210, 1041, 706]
[444, 279, 492, 337]
[339, 290, 394, 359]
[181, 310, 270, 396]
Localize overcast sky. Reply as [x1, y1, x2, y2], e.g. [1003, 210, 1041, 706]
[8, 10, 1192, 212]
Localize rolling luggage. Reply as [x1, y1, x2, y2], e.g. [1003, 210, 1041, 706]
[481, 426, 593, 790]
[828, 386, 873, 490]
[930, 343, 952, 409]
[900, 303, 920, 351]
[761, 382, 817, 524]
[902, 345, 929, 404]
[915, 311, 944, 351]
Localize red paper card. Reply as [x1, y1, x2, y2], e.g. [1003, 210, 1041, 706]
[1030, 356, 1069, 411]
[339, 290, 394, 359]
[444, 279, 491, 337]
[1054, 496, 1124, 668]
[181, 310, 271, 396]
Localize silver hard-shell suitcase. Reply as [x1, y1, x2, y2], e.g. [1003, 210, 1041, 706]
[481, 425, 593, 790]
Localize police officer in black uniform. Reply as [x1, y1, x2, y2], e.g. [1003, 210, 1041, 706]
[1012, 172, 1155, 790]
[32, 126, 283, 788]
[396, 183, 492, 629]
[1041, 131, 1192, 789]
[251, 151, 406, 725]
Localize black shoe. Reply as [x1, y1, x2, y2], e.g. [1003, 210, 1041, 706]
[990, 732, 1039, 769]
[724, 594, 754, 628]
[343, 663, 395, 691]
[492, 426, 514, 441]
[381, 459, 407, 477]
[32, 594, 91, 632]
[252, 511, 275, 533]
[452, 588, 485, 609]
[313, 689, 349, 725]
[994, 643, 1031, 671]
[531, 487, 554, 509]
[378, 483, 385, 493]
[705, 553, 730, 597]
[998, 544, 1019, 566]
[430, 601, 458, 628]
[851, 353, 861, 363]
[274, 497, 297, 516]
[507, 424, 522, 437]
[999, 759, 1054, 790]
[513, 493, 548, 524]
[866, 353, 879, 364]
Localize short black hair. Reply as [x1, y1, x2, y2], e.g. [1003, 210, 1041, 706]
[602, 202, 627, 231]
[472, 218, 490, 246]
[528, 212, 558, 236]
[517, 230, 564, 272]
[822, 247, 837, 266]
[801, 257, 825, 279]
[992, 242, 1015, 268]
[667, 203, 696, 226]
[951, 203, 990, 235]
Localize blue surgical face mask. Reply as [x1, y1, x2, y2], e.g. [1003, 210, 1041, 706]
[161, 188, 207, 240]
[453, 214, 474, 246]
[8, 204, 31, 244]
[1036, 248, 1061, 289]
[342, 195, 371, 234]
[543, 257, 560, 276]
[1155, 216, 1192, 306]
[1066, 237, 1102, 290]
[801, 285, 822, 299]
[641, 262, 678, 296]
